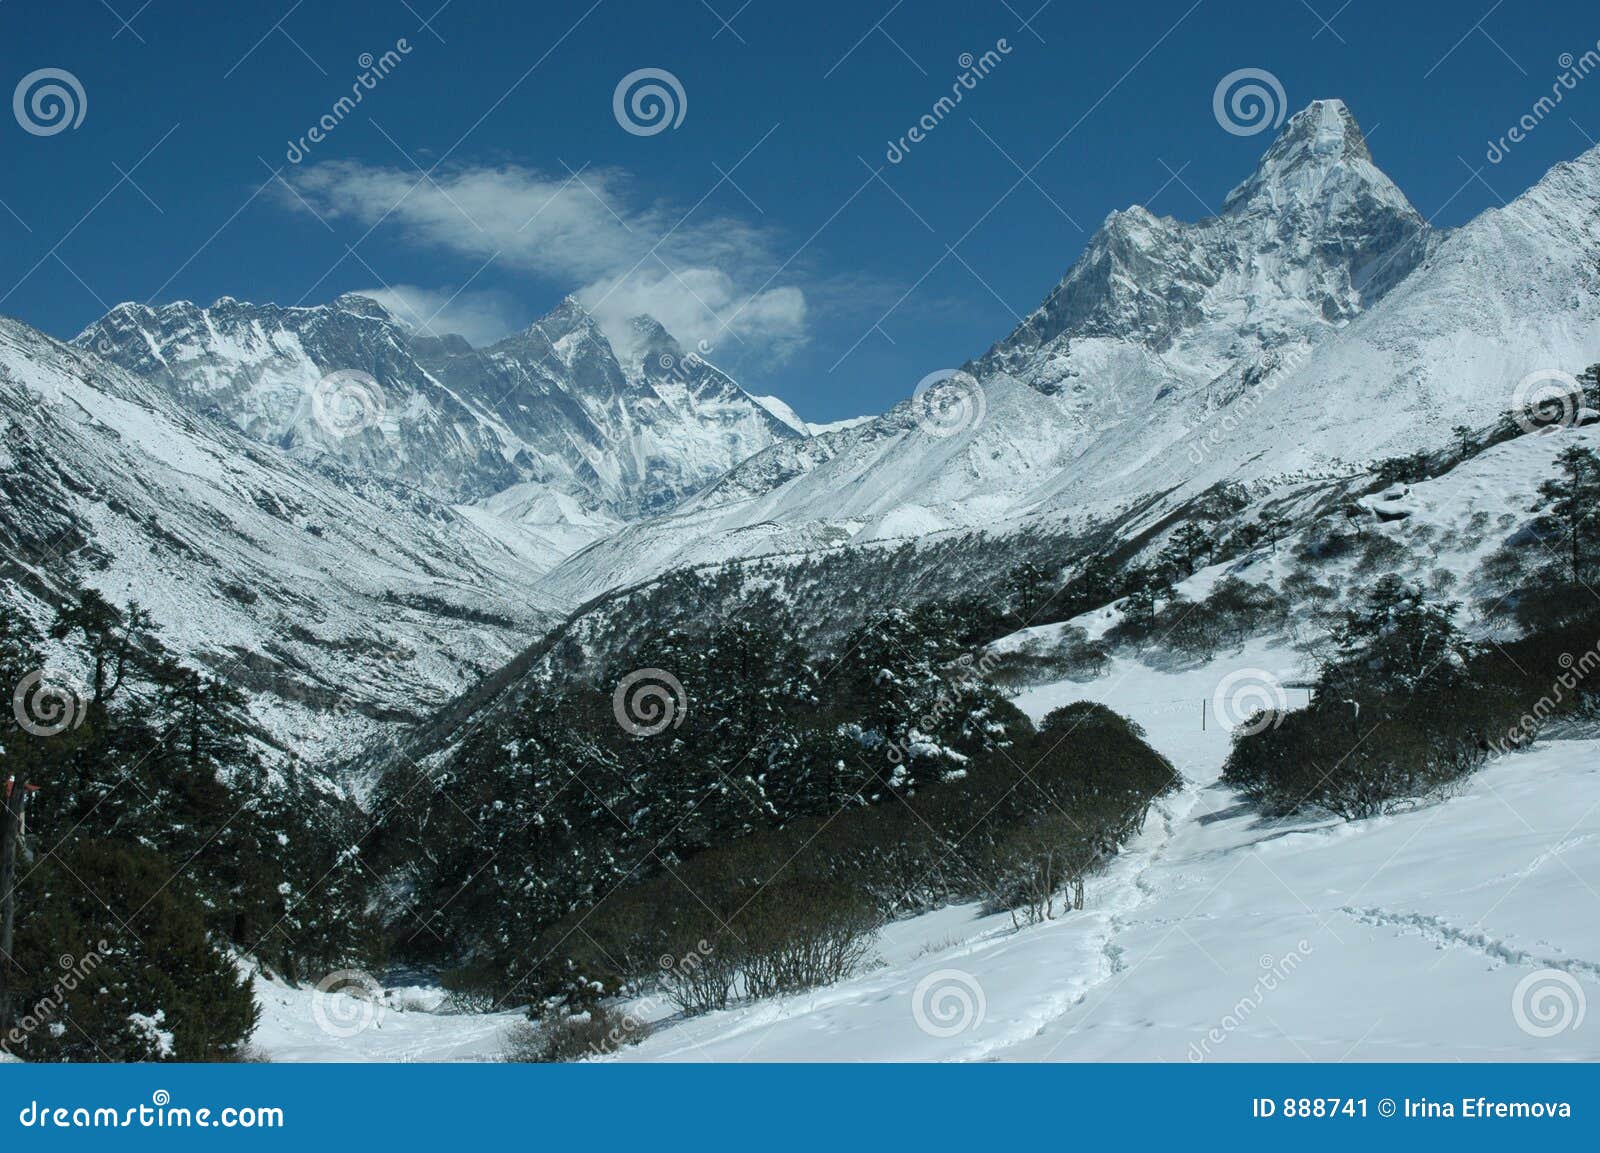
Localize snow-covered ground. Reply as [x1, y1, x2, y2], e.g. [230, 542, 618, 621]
[604, 645, 1598, 1061]
[251, 979, 524, 1063]
[253, 639, 1600, 1062]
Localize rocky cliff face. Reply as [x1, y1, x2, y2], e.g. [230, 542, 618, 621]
[978, 99, 1433, 394]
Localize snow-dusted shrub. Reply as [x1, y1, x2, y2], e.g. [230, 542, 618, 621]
[1293, 520, 1361, 563]
[1224, 587, 1600, 820]
[985, 626, 1109, 686]
[502, 1007, 629, 1063]
[980, 812, 1096, 925]
[1353, 532, 1408, 574]
[511, 697, 1176, 1015]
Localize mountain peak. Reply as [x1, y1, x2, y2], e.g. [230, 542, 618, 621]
[1221, 98, 1406, 217]
[520, 295, 605, 343]
[332, 292, 398, 322]
[1265, 98, 1368, 163]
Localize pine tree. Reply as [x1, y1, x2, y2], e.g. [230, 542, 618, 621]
[1260, 514, 1291, 554]
[48, 591, 152, 705]
[1326, 575, 1466, 695]
[1537, 444, 1600, 585]
[1163, 522, 1214, 575]
[2, 583, 355, 1053]
[998, 561, 1054, 625]
[0, 600, 40, 697]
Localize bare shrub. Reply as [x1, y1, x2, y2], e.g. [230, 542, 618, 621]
[737, 877, 882, 999]
[986, 626, 1109, 686]
[981, 812, 1096, 925]
[503, 1006, 629, 1063]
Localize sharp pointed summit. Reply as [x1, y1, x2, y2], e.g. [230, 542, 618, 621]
[973, 98, 1431, 380]
[550, 94, 1600, 598]
[1223, 99, 1420, 227]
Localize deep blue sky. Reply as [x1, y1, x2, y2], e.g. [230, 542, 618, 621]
[2, 0, 1598, 421]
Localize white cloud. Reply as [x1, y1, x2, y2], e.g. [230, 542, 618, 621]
[283, 162, 807, 359]
[352, 284, 528, 346]
[578, 269, 806, 364]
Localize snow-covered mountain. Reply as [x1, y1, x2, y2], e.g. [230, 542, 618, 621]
[77, 293, 801, 529]
[25, 97, 1600, 751]
[541, 100, 1600, 600]
[0, 316, 565, 766]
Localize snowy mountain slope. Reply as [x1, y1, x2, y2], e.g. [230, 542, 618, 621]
[599, 651, 1599, 1062]
[79, 293, 521, 504]
[1053, 420, 1600, 652]
[979, 98, 1432, 382]
[77, 293, 801, 528]
[258, 648, 1599, 1062]
[586, 425, 1600, 1062]
[0, 316, 564, 763]
[243, 412, 1600, 1062]
[540, 100, 1600, 600]
[1205, 144, 1600, 473]
[541, 373, 1093, 597]
[464, 306, 802, 518]
[751, 393, 872, 437]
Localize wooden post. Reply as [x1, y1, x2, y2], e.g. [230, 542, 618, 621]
[0, 777, 27, 1038]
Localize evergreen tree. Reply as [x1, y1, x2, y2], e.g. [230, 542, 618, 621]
[1536, 444, 1600, 585]
[1260, 514, 1291, 554]
[1, 583, 369, 1055]
[1325, 576, 1467, 695]
[1069, 552, 1122, 611]
[7, 842, 256, 1061]
[1162, 522, 1214, 575]
[998, 561, 1054, 625]
[0, 600, 41, 697]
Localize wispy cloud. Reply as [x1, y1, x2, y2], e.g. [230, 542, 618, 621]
[354, 283, 532, 346]
[281, 162, 807, 357]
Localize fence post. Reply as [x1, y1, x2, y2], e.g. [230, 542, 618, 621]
[0, 779, 28, 1039]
